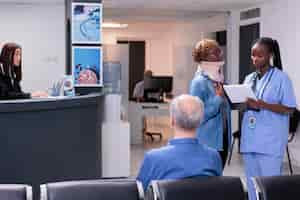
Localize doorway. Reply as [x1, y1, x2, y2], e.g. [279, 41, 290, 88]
[117, 40, 146, 100]
[239, 23, 260, 83]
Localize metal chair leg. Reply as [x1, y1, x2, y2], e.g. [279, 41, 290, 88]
[145, 132, 154, 142]
[286, 145, 293, 175]
[238, 137, 241, 153]
[146, 132, 162, 142]
[227, 138, 236, 166]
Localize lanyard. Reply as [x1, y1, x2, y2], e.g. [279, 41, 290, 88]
[251, 68, 275, 99]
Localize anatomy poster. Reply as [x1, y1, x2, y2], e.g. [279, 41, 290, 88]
[72, 2, 102, 44]
[72, 46, 103, 86]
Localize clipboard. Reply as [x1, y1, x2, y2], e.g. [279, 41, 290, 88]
[223, 84, 257, 104]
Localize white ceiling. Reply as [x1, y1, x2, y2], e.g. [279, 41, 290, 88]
[103, 0, 269, 22]
[104, 0, 269, 11]
[0, 0, 269, 11]
[0, 0, 270, 21]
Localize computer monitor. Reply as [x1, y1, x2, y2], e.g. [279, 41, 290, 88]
[144, 76, 173, 102]
[144, 76, 173, 93]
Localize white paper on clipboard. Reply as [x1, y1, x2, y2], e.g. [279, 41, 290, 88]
[223, 84, 257, 103]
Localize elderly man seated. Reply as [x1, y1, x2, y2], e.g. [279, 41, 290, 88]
[137, 94, 222, 190]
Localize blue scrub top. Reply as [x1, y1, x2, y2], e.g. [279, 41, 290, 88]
[241, 67, 297, 157]
[189, 72, 232, 151]
[136, 138, 222, 190]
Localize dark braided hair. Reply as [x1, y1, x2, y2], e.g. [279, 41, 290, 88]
[0, 43, 22, 81]
[253, 37, 282, 70]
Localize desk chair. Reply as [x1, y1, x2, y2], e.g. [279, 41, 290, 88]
[228, 130, 241, 165]
[286, 109, 300, 175]
[143, 116, 163, 142]
[228, 110, 243, 165]
[142, 105, 163, 142]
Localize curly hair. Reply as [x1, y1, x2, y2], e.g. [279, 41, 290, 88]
[192, 39, 220, 63]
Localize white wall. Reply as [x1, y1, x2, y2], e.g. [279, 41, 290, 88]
[0, 3, 66, 92]
[103, 22, 175, 75]
[261, 0, 300, 103]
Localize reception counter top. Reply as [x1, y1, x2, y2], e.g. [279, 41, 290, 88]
[0, 93, 103, 112]
[0, 93, 104, 200]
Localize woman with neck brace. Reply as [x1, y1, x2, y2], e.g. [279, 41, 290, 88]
[189, 39, 231, 169]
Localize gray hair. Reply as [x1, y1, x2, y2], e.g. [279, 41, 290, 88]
[170, 95, 204, 130]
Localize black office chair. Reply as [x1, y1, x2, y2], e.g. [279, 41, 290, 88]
[253, 175, 300, 200]
[0, 184, 32, 200]
[286, 109, 300, 175]
[146, 177, 246, 200]
[40, 179, 144, 200]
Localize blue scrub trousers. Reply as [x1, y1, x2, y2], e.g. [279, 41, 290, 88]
[243, 153, 283, 200]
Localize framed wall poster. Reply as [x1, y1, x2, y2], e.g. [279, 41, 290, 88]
[71, 2, 102, 44]
[72, 46, 103, 86]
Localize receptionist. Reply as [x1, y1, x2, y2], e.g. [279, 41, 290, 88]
[0, 42, 47, 99]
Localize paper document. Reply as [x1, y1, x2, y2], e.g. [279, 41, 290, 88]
[223, 84, 257, 103]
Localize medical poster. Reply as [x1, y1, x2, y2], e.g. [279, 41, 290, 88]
[72, 2, 102, 44]
[72, 46, 103, 86]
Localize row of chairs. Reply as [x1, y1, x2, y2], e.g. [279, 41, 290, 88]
[2, 175, 300, 200]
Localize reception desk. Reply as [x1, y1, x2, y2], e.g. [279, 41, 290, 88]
[0, 93, 104, 199]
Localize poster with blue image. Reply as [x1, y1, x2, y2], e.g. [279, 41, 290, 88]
[72, 2, 102, 44]
[72, 46, 103, 86]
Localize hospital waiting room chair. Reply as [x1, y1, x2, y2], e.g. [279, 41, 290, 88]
[253, 175, 300, 200]
[40, 179, 144, 200]
[145, 177, 245, 200]
[0, 184, 32, 200]
[286, 109, 300, 174]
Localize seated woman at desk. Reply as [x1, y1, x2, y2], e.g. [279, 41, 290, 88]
[0, 43, 47, 99]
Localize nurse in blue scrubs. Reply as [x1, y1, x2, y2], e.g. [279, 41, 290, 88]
[241, 37, 297, 200]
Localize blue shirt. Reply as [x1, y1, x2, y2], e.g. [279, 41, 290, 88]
[136, 138, 222, 191]
[189, 72, 232, 151]
[241, 67, 297, 157]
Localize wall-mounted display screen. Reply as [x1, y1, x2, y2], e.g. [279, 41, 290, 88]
[71, 2, 102, 44]
[72, 46, 103, 86]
